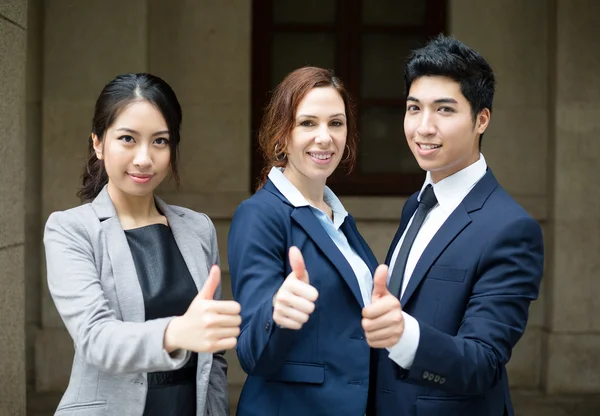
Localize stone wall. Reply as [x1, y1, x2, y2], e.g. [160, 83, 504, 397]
[0, 0, 28, 414]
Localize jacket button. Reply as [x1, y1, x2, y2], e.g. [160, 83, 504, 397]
[428, 373, 435, 381]
[434, 375, 440, 383]
[439, 377, 446, 384]
[265, 322, 271, 332]
[422, 371, 429, 379]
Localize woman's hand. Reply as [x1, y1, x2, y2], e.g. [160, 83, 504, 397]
[272, 246, 319, 330]
[164, 265, 241, 353]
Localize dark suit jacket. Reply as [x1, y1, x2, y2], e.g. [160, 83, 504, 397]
[228, 180, 378, 416]
[372, 170, 544, 416]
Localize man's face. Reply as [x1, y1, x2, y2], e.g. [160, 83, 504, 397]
[404, 76, 490, 183]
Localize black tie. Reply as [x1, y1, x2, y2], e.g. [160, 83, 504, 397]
[388, 184, 438, 298]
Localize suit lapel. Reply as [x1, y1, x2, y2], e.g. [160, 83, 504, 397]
[156, 198, 208, 292]
[92, 187, 145, 323]
[342, 215, 378, 274]
[400, 206, 471, 306]
[399, 170, 499, 307]
[385, 196, 419, 265]
[291, 207, 365, 307]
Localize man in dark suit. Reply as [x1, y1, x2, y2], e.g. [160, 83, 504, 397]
[361, 35, 544, 416]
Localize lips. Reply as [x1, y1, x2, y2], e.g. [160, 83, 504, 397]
[417, 143, 442, 150]
[128, 173, 154, 184]
[308, 152, 333, 160]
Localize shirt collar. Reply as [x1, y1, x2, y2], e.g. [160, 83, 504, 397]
[268, 167, 348, 228]
[418, 153, 488, 213]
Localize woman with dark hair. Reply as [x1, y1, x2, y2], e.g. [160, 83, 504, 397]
[44, 73, 240, 416]
[228, 67, 379, 415]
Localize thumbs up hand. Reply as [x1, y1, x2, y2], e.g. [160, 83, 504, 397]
[164, 265, 242, 353]
[361, 265, 405, 348]
[272, 246, 319, 330]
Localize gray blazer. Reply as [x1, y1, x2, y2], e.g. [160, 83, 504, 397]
[43, 187, 229, 416]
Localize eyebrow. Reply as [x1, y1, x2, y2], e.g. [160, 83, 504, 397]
[115, 127, 170, 136]
[296, 113, 347, 119]
[406, 96, 458, 104]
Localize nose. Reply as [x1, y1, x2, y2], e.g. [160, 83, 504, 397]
[416, 111, 436, 137]
[133, 145, 152, 169]
[314, 124, 332, 145]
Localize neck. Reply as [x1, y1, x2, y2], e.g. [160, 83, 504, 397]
[107, 181, 160, 225]
[283, 167, 326, 209]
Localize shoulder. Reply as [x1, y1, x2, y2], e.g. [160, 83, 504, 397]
[486, 186, 539, 227]
[45, 203, 96, 235]
[233, 188, 291, 222]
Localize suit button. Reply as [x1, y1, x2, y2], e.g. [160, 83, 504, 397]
[439, 377, 446, 384]
[434, 375, 440, 383]
[422, 371, 429, 379]
[265, 322, 271, 332]
[428, 373, 435, 381]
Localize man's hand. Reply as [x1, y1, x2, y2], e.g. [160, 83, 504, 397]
[362, 265, 404, 348]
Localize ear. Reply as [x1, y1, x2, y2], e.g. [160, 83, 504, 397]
[91, 133, 103, 160]
[475, 108, 491, 135]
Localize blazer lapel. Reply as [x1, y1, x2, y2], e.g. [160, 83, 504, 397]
[400, 206, 471, 306]
[342, 215, 377, 274]
[92, 187, 145, 323]
[291, 207, 365, 307]
[385, 196, 419, 265]
[156, 198, 208, 292]
[399, 169, 499, 307]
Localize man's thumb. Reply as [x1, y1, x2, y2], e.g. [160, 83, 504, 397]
[199, 265, 221, 299]
[289, 246, 308, 283]
[372, 265, 390, 298]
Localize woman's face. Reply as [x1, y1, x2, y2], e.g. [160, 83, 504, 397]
[283, 87, 347, 186]
[93, 100, 171, 199]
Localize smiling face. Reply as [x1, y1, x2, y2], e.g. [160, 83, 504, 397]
[92, 100, 171, 200]
[283, 86, 347, 189]
[404, 76, 490, 183]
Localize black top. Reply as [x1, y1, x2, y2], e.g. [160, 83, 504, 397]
[125, 224, 198, 416]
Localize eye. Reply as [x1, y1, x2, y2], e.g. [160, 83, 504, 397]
[299, 120, 315, 127]
[118, 135, 135, 143]
[406, 104, 419, 112]
[330, 120, 344, 127]
[154, 137, 170, 146]
[439, 106, 455, 113]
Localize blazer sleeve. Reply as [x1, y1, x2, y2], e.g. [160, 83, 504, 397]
[203, 214, 230, 416]
[228, 199, 299, 376]
[404, 216, 544, 394]
[44, 211, 190, 374]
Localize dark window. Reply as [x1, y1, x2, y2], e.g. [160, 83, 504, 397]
[251, 0, 447, 195]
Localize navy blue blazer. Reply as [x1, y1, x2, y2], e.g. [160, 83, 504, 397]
[229, 179, 378, 416]
[372, 170, 544, 416]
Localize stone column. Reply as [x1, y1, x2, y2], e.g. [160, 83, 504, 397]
[545, 0, 600, 394]
[0, 1, 27, 414]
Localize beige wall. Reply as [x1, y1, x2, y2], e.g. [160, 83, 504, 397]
[19, 0, 600, 414]
[545, 0, 600, 394]
[0, 0, 28, 414]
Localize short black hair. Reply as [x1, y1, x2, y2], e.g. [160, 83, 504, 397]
[404, 34, 495, 144]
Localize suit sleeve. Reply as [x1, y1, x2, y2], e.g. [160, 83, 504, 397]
[43, 211, 190, 375]
[405, 216, 544, 394]
[203, 214, 230, 416]
[228, 200, 299, 376]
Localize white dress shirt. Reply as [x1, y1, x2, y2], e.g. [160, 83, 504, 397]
[386, 154, 488, 369]
[268, 167, 373, 307]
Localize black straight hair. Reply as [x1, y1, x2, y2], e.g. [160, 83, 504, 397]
[78, 73, 182, 202]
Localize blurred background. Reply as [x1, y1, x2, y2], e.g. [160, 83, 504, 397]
[1, 0, 600, 414]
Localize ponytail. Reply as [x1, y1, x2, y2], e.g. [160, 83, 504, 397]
[77, 135, 108, 202]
